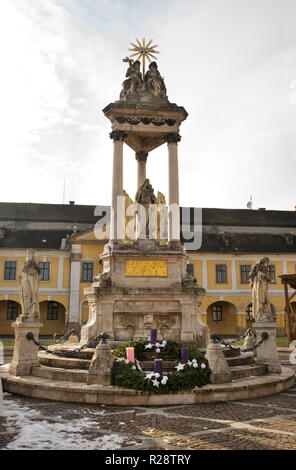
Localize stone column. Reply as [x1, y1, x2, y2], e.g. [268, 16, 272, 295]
[110, 131, 126, 240]
[167, 133, 181, 242]
[253, 322, 281, 373]
[9, 318, 43, 376]
[135, 151, 148, 189]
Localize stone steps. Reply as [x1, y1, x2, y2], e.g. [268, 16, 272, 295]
[39, 350, 254, 371]
[31, 365, 88, 383]
[1, 366, 294, 405]
[226, 352, 254, 367]
[230, 363, 267, 380]
[39, 353, 91, 370]
[34, 361, 266, 383]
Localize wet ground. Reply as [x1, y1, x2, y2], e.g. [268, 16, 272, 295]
[1, 377, 296, 450]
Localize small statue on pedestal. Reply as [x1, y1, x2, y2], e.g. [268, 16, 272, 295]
[135, 178, 157, 238]
[18, 248, 41, 320]
[248, 257, 274, 322]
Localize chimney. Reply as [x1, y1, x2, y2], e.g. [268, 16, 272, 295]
[69, 201, 75, 206]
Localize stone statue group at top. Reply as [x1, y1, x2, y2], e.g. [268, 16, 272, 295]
[120, 60, 168, 102]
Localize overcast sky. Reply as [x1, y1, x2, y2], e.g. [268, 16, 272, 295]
[0, 0, 295, 211]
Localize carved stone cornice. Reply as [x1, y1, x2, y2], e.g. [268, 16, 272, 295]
[135, 151, 148, 162]
[166, 133, 181, 144]
[109, 130, 128, 141]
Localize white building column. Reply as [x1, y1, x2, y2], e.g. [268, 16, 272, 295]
[167, 133, 181, 242]
[68, 244, 81, 327]
[110, 130, 126, 240]
[202, 259, 208, 289]
[135, 151, 148, 188]
[231, 260, 237, 290]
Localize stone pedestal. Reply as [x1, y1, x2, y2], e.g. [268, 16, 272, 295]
[87, 342, 114, 386]
[253, 322, 281, 374]
[205, 338, 232, 384]
[80, 239, 208, 348]
[9, 318, 43, 377]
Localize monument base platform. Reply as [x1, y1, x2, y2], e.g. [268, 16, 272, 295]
[1, 366, 294, 405]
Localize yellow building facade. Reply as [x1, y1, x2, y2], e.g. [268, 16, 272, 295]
[0, 203, 295, 338]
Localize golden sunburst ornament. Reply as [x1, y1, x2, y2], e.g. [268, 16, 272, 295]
[128, 38, 159, 78]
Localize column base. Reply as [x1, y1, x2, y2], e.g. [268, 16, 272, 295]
[253, 321, 281, 374]
[206, 341, 232, 384]
[9, 320, 43, 377]
[87, 343, 114, 386]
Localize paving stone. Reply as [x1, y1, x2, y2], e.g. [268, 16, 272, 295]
[2, 386, 296, 450]
[166, 402, 295, 421]
[94, 412, 226, 436]
[160, 428, 296, 450]
[236, 394, 296, 410]
[251, 417, 296, 433]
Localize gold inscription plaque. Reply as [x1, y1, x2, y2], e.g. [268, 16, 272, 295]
[126, 260, 167, 277]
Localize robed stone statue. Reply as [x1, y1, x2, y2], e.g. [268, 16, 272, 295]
[18, 248, 41, 319]
[248, 257, 274, 322]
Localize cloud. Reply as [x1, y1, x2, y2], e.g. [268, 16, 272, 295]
[0, 0, 295, 211]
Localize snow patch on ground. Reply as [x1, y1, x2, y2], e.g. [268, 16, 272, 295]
[1, 396, 133, 450]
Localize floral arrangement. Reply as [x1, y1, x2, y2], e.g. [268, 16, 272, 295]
[144, 340, 167, 353]
[111, 338, 211, 393]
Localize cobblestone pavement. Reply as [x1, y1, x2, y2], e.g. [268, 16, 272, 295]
[1, 380, 296, 450]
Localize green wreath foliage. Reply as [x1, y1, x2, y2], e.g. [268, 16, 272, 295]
[111, 338, 211, 393]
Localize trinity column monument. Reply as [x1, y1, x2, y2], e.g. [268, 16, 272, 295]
[80, 40, 208, 347]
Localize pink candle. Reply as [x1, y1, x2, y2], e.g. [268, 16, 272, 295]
[126, 347, 135, 363]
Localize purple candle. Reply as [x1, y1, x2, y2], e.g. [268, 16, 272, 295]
[150, 329, 157, 344]
[181, 347, 189, 364]
[154, 359, 163, 375]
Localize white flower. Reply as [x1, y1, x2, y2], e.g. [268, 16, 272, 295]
[175, 362, 185, 371]
[162, 340, 167, 346]
[187, 360, 193, 366]
[144, 372, 155, 380]
[192, 359, 197, 363]
[132, 366, 136, 370]
[145, 343, 153, 349]
[193, 362, 198, 368]
[135, 359, 142, 371]
[154, 373, 160, 378]
[162, 375, 168, 382]
[155, 342, 160, 347]
[125, 359, 130, 364]
[161, 377, 168, 385]
[201, 363, 206, 369]
[156, 348, 161, 353]
[152, 379, 160, 387]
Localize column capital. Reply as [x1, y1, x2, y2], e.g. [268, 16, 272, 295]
[109, 130, 127, 141]
[135, 151, 148, 162]
[166, 132, 181, 144]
